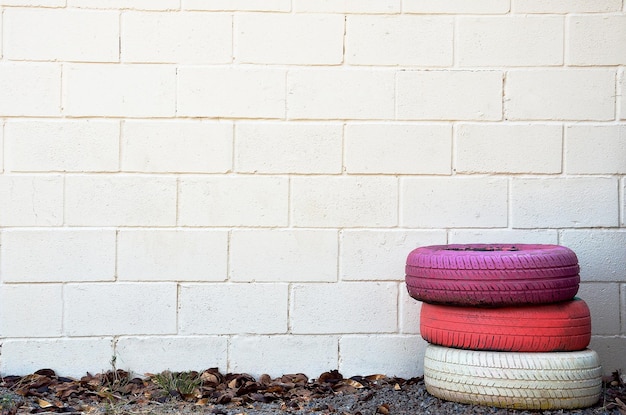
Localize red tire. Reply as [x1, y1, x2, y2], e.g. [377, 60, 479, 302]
[405, 244, 579, 306]
[420, 298, 591, 352]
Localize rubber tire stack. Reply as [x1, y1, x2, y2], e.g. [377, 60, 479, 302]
[405, 244, 602, 410]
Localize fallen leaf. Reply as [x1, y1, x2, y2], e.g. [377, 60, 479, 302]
[37, 398, 54, 408]
[344, 379, 364, 389]
[377, 403, 390, 415]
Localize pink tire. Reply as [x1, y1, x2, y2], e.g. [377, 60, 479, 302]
[405, 244, 579, 306]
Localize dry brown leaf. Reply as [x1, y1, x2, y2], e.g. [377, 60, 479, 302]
[377, 403, 390, 415]
[195, 398, 208, 406]
[365, 374, 386, 381]
[344, 379, 364, 389]
[37, 398, 54, 408]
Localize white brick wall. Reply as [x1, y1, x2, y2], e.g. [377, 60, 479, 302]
[116, 336, 228, 374]
[178, 283, 289, 335]
[234, 122, 342, 174]
[0, 63, 61, 116]
[121, 12, 232, 64]
[1, 2, 624, 380]
[345, 16, 453, 66]
[1, 230, 116, 282]
[229, 335, 338, 377]
[5, 120, 119, 172]
[230, 229, 338, 282]
[64, 283, 177, 336]
[455, 124, 562, 174]
[121, 121, 232, 173]
[236, 13, 343, 65]
[4, 8, 119, 62]
[397, 71, 502, 120]
[345, 124, 452, 174]
[64, 64, 177, 117]
[117, 230, 229, 281]
[505, 70, 615, 120]
[457, 16, 563, 67]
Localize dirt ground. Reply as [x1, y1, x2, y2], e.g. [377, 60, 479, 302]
[1, 368, 625, 415]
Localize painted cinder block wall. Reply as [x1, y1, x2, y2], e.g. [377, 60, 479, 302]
[0, 0, 625, 379]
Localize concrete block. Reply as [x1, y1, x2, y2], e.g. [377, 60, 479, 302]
[1, 0, 64, 5]
[236, 13, 343, 64]
[177, 67, 285, 118]
[339, 335, 427, 378]
[403, 0, 510, 14]
[0, 175, 63, 226]
[623, 284, 626, 334]
[399, 289, 422, 335]
[345, 123, 452, 174]
[0, 63, 61, 116]
[617, 69, 626, 120]
[4, 8, 118, 62]
[566, 125, 626, 174]
[64, 283, 177, 336]
[116, 336, 228, 374]
[512, 0, 622, 13]
[589, 336, 626, 375]
[287, 69, 395, 120]
[65, 175, 177, 226]
[578, 283, 621, 335]
[568, 15, 626, 65]
[229, 335, 339, 378]
[178, 176, 288, 226]
[448, 229, 559, 245]
[118, 230, 228, 281]
[560, 230, 626, 282]
[68, 0, 179, 9]
[1, 230, 116, 282]
[5, 120, 119, 172]
[290, 282, 398, 334]
[122, 12, 231, 64]
[0, 338, 113, 378]
[0, 124, 3, 172]
[345, 15, 453, 66]
[511, 177, 618, 228]
[457, 16, 563, 66]
[505, 70, 615, 121]
[293, 0, 400, 13]
[230, 230, 338, 282]
[623, 179, 626, 227]
[178, 283, 289, 335]
[182, 0, 290, 11]
[401, 177, 508, 228]
[291, 176, 398, 228]
[397, 71, 502, 121]
[455, 123, 562, 174]
[121, 121, 232, 173]
[235, 122, 342, 174]
[0, 284, 63, 337]
[339, 230, 446, 281]
[63, 64, 176, 117]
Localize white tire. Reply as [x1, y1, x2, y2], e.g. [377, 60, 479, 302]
[424, 344, 602, 410]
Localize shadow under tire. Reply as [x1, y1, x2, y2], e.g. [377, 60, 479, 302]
[420, 298, 591, 352]
[424, 344, 602, 410]
[405, 244, 580, 306]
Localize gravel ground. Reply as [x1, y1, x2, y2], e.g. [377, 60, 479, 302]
[0, 378, 626, 415]
[2, 371, 624, 415]
[84, 377, 623, 415]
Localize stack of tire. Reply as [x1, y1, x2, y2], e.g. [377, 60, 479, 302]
[405, 244, 602, 410]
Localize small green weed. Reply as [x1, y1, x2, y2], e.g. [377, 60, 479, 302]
[151, 371, 201, 400]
